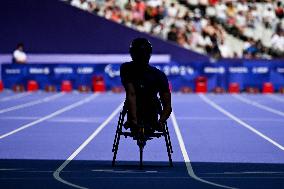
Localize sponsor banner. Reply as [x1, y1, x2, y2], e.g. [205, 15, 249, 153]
[1, 61, 284, 91]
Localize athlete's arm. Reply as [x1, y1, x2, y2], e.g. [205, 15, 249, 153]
[125, 83, 138, 125]
[158, 71, 172, 124]
[120, 64, 138, 125]
[159, 91, 172, 123]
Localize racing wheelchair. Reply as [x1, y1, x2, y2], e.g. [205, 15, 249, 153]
[112, 101, 173, 169]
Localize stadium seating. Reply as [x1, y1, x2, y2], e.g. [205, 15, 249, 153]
[1, 0, 283, 94]
[279, 87, 284, 93]
[93, 76, 106, 92]
[68, 0, 284, 59]
[78, 85, 91, 93]
[12, 84, 25, 92]
[111, 86, 124, 93]
[262, 82, 274, 94]
[61, 80, 73, 92]
[45, 85, 56, 92]
[195, 76, 207, 93]
[0, 80, 3, 92]
[229, 82, 240, 93]
[180, 86, 193, 93]
[246, 87, 260, 94]
[212, 86, 225, 94]
[27, 80, 39, 92]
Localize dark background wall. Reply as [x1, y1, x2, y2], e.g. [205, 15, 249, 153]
[0, 0, 209, 63]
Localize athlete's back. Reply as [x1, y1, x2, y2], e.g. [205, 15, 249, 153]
[120, 61, 169, 125]
[120, 38, 172, 132]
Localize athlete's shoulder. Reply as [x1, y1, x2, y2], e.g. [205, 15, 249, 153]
[149, 65, 160, 72]
[122, 61, 133, 66]
[120, 61, 134, 70]
[149, 65, 167, 78]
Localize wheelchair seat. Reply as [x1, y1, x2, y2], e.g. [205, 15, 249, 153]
[112, 101, 173, 169]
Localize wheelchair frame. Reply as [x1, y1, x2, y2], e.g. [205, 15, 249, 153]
[112, 104, 173, 169]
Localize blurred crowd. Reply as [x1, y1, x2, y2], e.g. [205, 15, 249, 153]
[67, 0, 284, 59]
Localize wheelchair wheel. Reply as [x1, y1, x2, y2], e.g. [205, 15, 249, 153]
[111, 105, 174, 168]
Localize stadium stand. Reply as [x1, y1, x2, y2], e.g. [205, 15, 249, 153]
[0, 0, 207, 63]
[0, 0, 283, 92]
[66, 0, 284, 59]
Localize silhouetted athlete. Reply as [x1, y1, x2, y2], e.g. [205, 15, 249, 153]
[120, 38, 172, 133]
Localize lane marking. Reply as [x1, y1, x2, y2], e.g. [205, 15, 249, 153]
[266, 95, 284, 103]
[0, 94, 99, 139]
[233, 94, 284, 117]
[199, 94, 284, 151]
[0, 93, 65, 114]
[171, 111, 236, 189]
[53, 102, 124, 189]
[0, 116, 108, 123]
[0, 168, 23, 171]
[174, 116, 284, 122]
[0, 93, 31, 102]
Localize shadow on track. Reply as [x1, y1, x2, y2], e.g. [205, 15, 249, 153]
[0, 159, 284, 189]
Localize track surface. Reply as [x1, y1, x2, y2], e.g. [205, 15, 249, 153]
[0, 91, 284, 189]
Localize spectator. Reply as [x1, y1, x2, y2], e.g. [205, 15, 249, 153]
[197, 31, 212, 53]
[199, 0, 208, 16]
[71, 0, 89, 11]
[271, 27, 284, 53]
[275, 1, 284, 19]
[167, 3, 178, 18]
[218, 39, 232, 58]
[243, 38, 259, 59]
[235, 11, 247, 32]
[215, 1, 227, 22]
[236, 0, 249, 13]
[167, 25, 178, 42]
[13, 43, 27, 64]
[192, 13, 202, 33]
[263, 4, 276, 28]
[226, 2, 237, 19]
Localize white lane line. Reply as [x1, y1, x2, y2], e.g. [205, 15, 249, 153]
[171, 111, 236, 189]
[233, 94, 284, 117]
[266, 95, 284, 103]
[174, 116, 284, 122]
[1, 116, 281, 123]
[200, 94, 284, 151]
[0, 93, 31, 102]
[0, 94, 99, 139]
[53, 102, 124, 189]
[0, 168, 24, 171]
[0, 93, 65, 114]
[0, 116, 109, 123]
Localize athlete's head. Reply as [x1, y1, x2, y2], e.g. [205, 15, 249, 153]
[129, 38, 152, 65]
[16, 43, 24, 51]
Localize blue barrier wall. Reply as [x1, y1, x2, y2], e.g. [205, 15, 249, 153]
[2, 61, 284, 91]
[0, 0, 208, 64]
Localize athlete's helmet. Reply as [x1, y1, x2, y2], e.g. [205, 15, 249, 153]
[129, 38, 152, 60]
